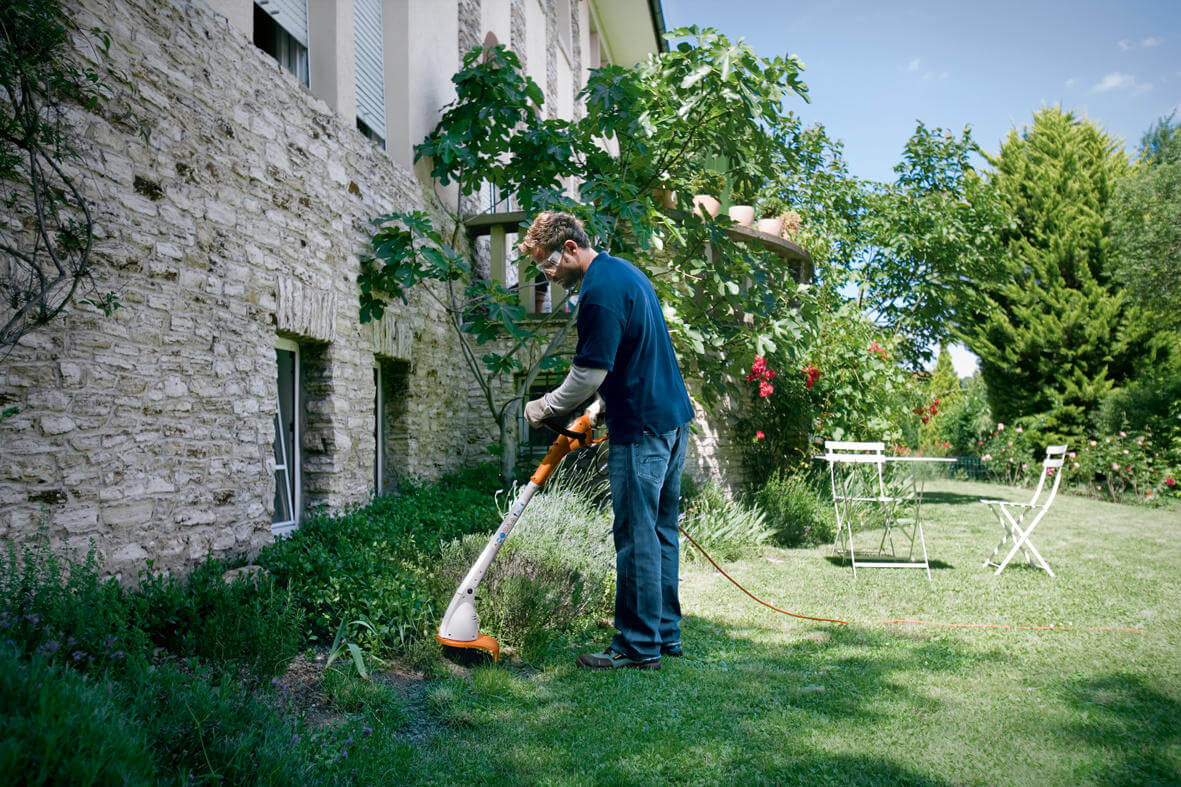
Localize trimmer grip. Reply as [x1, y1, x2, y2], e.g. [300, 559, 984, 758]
[529, 413, 593, 486]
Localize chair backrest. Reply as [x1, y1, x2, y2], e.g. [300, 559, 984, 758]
[1027, 445, 1068, 508]
[824, 441, 887, 499]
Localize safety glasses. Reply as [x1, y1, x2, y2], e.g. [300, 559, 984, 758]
[537, 249, 562, 272]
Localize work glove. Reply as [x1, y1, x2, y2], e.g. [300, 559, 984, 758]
[523, 396, 553, 429]
[586, 394, 606, 428]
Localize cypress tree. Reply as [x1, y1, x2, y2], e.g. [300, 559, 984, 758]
[958, 108, 1154, 440]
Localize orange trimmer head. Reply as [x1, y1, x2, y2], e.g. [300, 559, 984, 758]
[437, 632, 500, 663]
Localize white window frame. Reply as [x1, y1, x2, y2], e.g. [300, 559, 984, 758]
[272, 338, 301, 536]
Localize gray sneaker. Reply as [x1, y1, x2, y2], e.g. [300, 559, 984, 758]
[575, 648, 661, 670]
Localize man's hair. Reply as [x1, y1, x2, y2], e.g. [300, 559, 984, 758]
[519, 211, 590, 255]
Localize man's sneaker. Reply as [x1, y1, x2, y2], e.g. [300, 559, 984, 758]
[575, 648, 661, 670]
[661, 645, 682, 658]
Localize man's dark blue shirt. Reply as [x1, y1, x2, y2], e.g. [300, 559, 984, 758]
[572, 252, 693, 444]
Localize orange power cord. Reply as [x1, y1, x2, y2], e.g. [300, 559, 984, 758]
[676, 525, 1147, 635]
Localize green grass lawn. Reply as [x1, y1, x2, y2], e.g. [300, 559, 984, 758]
[367, 479, 1181, 785]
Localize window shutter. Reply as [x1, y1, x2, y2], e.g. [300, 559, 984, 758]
[354, 0, 386, 141]
[258, 0, 308, 48]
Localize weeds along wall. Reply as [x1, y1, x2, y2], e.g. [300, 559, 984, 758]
[0, 0, 497, 579]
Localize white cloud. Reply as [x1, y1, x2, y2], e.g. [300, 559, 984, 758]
[1133, 82, 1154, 95]
[1142, 36, 1163, 47]
[1065, 77, 1078, 87]
[1118, 38, 1132, 50]
[905, 58, 920, 73]
[1092, 72, 1136, 92]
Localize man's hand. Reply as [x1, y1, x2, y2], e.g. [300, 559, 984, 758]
[524, 396, 552, 429]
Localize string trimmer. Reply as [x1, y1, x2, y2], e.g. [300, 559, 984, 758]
[437, 409, 600, 662]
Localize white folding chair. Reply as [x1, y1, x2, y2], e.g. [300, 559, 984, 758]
[981, 445, 1067, 577]
[824, 441, 928, 579]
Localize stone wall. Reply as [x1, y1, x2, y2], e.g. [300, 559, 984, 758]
[0, 0, 754, 581]
[0, 0, 492, 580]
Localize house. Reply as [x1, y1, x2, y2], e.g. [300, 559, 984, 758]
[0, 0, 777, 579]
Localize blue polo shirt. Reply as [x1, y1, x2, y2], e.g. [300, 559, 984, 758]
[572, 252, 694, 444]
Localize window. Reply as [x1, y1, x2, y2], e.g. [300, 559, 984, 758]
[354, 0, 386, 148]
[253, 1, 309, 87]
[273, 339, 301, 534]
[374, 358, 410, 494]
[517, 372, 594, 459]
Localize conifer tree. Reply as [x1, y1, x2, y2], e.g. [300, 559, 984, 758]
[956, 108, 1155, 440]
[920, 346, 961, 449]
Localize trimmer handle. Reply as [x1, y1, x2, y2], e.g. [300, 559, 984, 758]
[529, 412, 598, 486]
[541, 418, 590, 442]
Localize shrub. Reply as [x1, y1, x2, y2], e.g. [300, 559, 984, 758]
[680, 480, 773, 562]
[979, 422, 1180, 504]
[433, 465, 616, 662]
[258, 464, 502, 653]
[0, 538, 148, 678]
[132, 560, 304, 679]
[0, 645, 156, 784]
[753, 469, 835, 547]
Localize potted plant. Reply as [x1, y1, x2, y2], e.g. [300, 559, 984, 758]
[756, 193, 789, 236]
[781, 209, 803, 238]
[690, 171, 725, 219]
[727, 179, 758, 227]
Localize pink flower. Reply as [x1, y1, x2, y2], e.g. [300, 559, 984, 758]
[1120, 431, 1127, 437]
[997, 423, 1005, 431]
[746, 355, 767, 382]
[759, 380, 774, 398]
[1112, 463, 1121, 470]
[1015, 426, 1023, 433]
[1146, 490, 1154, 498]
[978, 440, 984, 446]
[1068, 452, 1076, 458]
[982, 454, 992, 461]
[802, 365, 821, 389]
[1090, 440, 1097, 446]
[755, 430, 765, 441]
[942, 442, 951, 448]
[1166, 478, 1176, 487]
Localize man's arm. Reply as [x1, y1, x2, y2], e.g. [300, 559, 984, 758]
[524, 365, 607, 427]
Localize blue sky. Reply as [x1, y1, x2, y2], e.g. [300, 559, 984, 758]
[661, 0, 1180, 374]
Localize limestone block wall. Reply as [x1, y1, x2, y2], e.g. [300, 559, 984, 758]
[0, 0, 493, 579]
[0, 0, 747, 582]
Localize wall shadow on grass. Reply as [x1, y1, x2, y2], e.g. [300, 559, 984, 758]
[405, 616, 1001, 783]
[1057, 672, 1181, 785]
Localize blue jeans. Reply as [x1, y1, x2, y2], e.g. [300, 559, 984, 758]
[607, 423, 690, 661]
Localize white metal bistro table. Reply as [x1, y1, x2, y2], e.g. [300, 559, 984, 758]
[817, 446, 957, 580]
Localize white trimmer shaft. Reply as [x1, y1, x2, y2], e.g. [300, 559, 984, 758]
[437, 480, 539, 643]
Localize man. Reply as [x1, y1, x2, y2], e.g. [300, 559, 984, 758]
[520, 211, 694, 671]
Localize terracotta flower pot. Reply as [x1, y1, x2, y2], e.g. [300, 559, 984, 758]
[728, 205, 755, 227]
[692, 194, 721, 218]
[757, 216, 784, 236]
